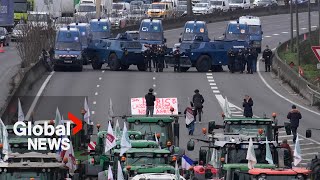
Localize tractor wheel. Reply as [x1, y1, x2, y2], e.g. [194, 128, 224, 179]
[91, 56, 102, 70]
[137, 64, 147, 71]
[121, 64, 130, 70]
[180, 67, 189, 72]
[196, 55, 211, 72]
[108, 53, 121, 71]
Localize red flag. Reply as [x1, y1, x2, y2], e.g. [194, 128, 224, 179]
[298, 66, 304, 76]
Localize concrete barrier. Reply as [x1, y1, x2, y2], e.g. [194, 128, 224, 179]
[0, 60, 47, 124]
[272, 31, 320, 106]
[112, 4, 319, 35]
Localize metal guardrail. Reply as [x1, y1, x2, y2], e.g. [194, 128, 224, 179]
[307, 84, 320, 106]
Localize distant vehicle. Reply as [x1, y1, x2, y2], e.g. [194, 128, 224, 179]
[209, 0, 230, 12]
[253, 0, 277, 7]
[147, 2, 174, 18]
[54, 17, 75, 30]
[27, 11, 53, 28]
[112, 2, 131, 16]
[0, 27, 11, 46]
[53, 26, 83, 71]
[229, 0, 251, 10]
[88, 18, 111, 41]
[238, 16, 263, 52]
[13, 0, 34, 23]
[126, 31, 139, 40]
[192, 3, 213, 15]
[75, 3, 100, 19]
[34, 0, 74, 18]
[109, 13, 127, 29]
[129, 1, 145, 20]
[176, 5, 187, 16]
[289, 0, 307, 4]
[0, 0, 14, 31]
[11, 23, 27, 41]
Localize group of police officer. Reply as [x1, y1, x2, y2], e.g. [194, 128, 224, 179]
[228, 45, 273, 73]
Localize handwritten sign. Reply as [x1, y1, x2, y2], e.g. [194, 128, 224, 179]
[131, 97, 178, 115]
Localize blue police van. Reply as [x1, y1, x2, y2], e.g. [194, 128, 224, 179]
[89, 18, 111, 42]
[53, 26, 83, 71]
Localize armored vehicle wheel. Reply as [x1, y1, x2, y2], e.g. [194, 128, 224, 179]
[196, 55, 211, 72]
[77, 65, 83, 72]
[53, 65, 60, 71]
[121, 65, 130, 70]
[109, 53, 121, 71]
[92, 56, 102, 70]
[211, 65, 223, 72]
[137, 64, 147, 71]
[180, 67, 189, 72]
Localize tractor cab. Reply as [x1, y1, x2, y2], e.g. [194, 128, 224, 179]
[179, 21, 210, 43]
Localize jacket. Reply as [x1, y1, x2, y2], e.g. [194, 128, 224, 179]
[145, 92, 156, 106]
[243, 98, 253, 117]
[263, 49, 273, 64]
[193, 93, 204, 109]
[287, 109, 302, 127]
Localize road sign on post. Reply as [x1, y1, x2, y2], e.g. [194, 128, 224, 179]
[311, 46, 320, 62]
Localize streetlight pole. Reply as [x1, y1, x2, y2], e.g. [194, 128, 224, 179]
[290, 0, 294, 52]
[296, 0, 300, 66]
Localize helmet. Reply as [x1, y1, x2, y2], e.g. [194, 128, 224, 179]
[194, 89, 199, 93]
[149, 88, 154, 92]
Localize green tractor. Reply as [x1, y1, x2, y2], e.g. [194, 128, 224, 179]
[0, 152, 69, 180]
[98, 148, 176, 180]
[187, 134, 293, 180]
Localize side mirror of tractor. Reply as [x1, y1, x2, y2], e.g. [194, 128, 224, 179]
[284, 122, 291, 135]
[208, 120, 216, 133]
[187, 140, 195, 151]
[306, 129, 312, 138]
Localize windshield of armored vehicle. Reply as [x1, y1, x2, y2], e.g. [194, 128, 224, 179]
[248, 25, 261, 35]
[126, 153, 167, 165]
[55, 42, 82, 51]
[183, 23, 207, 41]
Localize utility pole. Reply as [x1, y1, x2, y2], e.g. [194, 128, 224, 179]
[96, 0, 101, 19]
[296, 0, 300, 66]
[308, 0, 311, 42]
[290, 0, 294, 52]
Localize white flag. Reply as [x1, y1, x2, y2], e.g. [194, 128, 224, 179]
[115, 119, 121, 140]
[84, 97, 90, 124]
[18, 98, 25, 122]
[246, 138, 257, 169]
[294, 134, 302, 166]
[54, 107, 61, 126]
[108, 98, 114, 121]
[155, 132, 161, 149]
[104, 121, 116, 153]
[64, 141, 77, 175]
[175, 160, 180, 180]
[265, 137, 274, 165]
[224, 97, 232, 118]
[107, 165, 114, 180]
[117, 161, 125, 180]
[120, 122, 132, 156]
[0, 118, 10, 162]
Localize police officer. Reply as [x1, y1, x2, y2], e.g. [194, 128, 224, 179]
[173, 46, 181, 72]
[247, 48, 254, 74]
[237, 49, 245, 73]
[251, 47, 258, 72]
[263, 45, 273, 72]
[228, 48, 236, 73]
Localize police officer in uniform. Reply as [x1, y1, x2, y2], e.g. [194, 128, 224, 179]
[247, 48, 254, 74]
[237, 49, 246, 73]
[263, 45, 273, 72]
[228, 48, 236, 73]
[173, 46, 181, 72]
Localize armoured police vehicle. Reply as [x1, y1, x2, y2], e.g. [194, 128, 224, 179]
[69, 22, 92, 65]
[139, 18, 166, 45]
[88, 18, 111, 42]
[53, 26, 83, 71]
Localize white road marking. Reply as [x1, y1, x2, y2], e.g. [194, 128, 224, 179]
[301, 27, 307, 30]
[210, 83, 216, 86]
[95, 92, 98, 95]
[282, 32, 289, 34]
[312, 26, 317, 28]
[154, 92, 157, 95]
[102, 70, 105, 73]
[206, 73, 213, 75]
[264, 36, 272, 38]
[211, 87, 218, 90]
[25, 71, 55, 121]
[153, 84, 156, 87]
[207, 76, 213, 79]
[93, 101, 96, 105]
[208, 79, 215, 82]
[153, 77, 156, 80]
[273, 34, 280, 36]
[213, 90, 220, 93]
[293, 30, 296, 32]
[97, 85, 100, 87]
[91, 111, 95, 114]
[99, 77, 102, 80]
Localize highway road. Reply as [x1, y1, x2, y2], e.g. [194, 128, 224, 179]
[20, 11, 320, 165]
[0, 44, 21, 112]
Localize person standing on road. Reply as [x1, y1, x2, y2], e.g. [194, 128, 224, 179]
[184, 102, 196, 135]
[237, 49, 246, 74]
[246, 49, 254, 74]
[145, 88, 156, 117]
[287, 105, 302, 143]
[193, 89, 204, 123]
[228, 48, 236, 73]
[263, 45, 273, 72]
[243, 95, 253, 118]
[173, 46, 181, 72]
[251, 48, 258, 72]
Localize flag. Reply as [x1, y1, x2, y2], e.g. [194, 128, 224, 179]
[108, 98, 114, 121]
[155, 132, 161, 149]
[104, 121, 116, 153]
[246, 138, 257, 169]
[224, 96, 231, 118]
[120, 122, 132, 156]
[84, 97, 91, 124]
[18, 98, 24, 122]
[298, 66, 304, 77]
[115, 119, 121, 140]
[54, 107, 61, 126]
[265, 137, 274, 164]
[181, 155, 194, 170]
[117, 161, 125, 180]
[0, 118, 10, 162]
[175, 160, 180, 180]
[294, 134, 302, 166]
[107, 165, 114, 180]
[64, 140, 77, 175]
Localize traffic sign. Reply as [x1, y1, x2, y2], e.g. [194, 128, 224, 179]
[311, 46, 320, 62]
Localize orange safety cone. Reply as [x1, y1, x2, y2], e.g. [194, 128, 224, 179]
[0, 43, 4, 53]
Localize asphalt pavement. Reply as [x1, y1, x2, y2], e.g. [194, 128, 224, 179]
[20, 11, 320, 163]
[0, 43, 21, 113]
